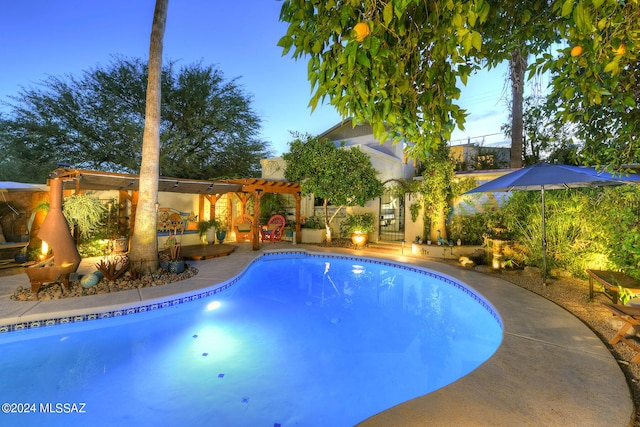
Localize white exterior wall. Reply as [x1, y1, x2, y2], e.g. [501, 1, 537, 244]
[404, 191, 425, 243]
[338, 135, 415, 182]
[261, 121, 418, 243]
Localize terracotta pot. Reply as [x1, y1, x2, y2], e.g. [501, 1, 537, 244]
[351, 232, 368, 248]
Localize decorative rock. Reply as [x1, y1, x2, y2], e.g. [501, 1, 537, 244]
[10, 266, 198, 302]
[459, 256, 475, 268]
[80, 272, 100, 288]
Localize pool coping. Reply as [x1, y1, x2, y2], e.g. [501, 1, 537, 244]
[0, 244, 634, 426]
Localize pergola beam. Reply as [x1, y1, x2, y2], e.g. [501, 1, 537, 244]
[49, 168, 303, 249]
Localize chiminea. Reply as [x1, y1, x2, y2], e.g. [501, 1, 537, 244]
[26, 178, 81, 295]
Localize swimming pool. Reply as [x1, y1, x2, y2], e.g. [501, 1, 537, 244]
[0, 252, 502, 426]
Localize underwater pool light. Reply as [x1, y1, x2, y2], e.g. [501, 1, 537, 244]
[207, 301, 222, 311]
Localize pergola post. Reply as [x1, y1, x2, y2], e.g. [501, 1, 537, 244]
[295, 192, 301, 244]
[251, 190, 262, 250]
[198, 194, 205, 222]
[205, 194, 218, 221]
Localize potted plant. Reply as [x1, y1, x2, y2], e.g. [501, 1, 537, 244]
[164, 227, 185, 273]
[340, 213, 375, 248]
[197, 219, 219, 245]
[14, 247, 29, 264]
[284, 219, 295, 241]
[216, 219, 228, 244]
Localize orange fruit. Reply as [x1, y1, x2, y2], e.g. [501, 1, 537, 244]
[613, 44, 626, 55]
[570, 46, 583, 57]
[354, 22, 370, 42]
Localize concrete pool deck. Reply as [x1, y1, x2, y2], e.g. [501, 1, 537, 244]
[0, 243, 634, 426]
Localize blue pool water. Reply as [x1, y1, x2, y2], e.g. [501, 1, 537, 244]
[0, 253, 502, 426]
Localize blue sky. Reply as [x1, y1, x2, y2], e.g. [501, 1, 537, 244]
[0, 0, 511, 156]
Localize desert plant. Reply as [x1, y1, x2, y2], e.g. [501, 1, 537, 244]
[164, 227, 183, 260]
[95, 255, 130, 281]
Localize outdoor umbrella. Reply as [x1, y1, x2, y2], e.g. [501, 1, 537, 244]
[1, 182, 47, 216]
[0, 181, 47, 192]
[465, 162, 640, 285]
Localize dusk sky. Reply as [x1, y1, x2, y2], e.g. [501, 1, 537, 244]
[0, 0, 512, 156]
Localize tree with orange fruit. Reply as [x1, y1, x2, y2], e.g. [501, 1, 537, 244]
[279, 0, 638, 170]
[538, 0, 638, 169]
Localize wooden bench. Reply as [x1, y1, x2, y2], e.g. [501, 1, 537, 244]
[602, 303, 640, 363]
[587, 269, 640, 304]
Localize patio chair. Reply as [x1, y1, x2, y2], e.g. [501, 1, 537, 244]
[602, 303, 640, 363]
[0, 210, 35, 263]
[234, 214, 254, 242]
[260, 215, 285, 243]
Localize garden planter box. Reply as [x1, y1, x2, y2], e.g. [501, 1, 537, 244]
[301, 228, 325, 244]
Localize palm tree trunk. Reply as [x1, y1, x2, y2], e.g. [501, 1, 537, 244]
[509, 48, 526, 168]
[130, 0, 168, 274]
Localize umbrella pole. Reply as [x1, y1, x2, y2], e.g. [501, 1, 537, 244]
[541, 186, 547, 286]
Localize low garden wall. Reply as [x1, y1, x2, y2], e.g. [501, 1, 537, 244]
[411, 243, 483, 260]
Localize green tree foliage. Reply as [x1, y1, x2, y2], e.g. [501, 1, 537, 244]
[282, 133, 384, 242]
[537, 0, 639, 170]
[415, 144, 459, 241]
[279, 0, 638, 167]
[0, 57, 270, 182]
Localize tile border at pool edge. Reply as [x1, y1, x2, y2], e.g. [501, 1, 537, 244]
[262, 250, 504, 329]
[0, 250, 503, 334]
[0, 271, 247, 333]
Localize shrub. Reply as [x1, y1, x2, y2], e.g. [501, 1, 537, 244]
[448, 213, 495, 245]
[301, 216, 324, 229]
[340, 213, 375, 236]
[499, 186, 640, 279]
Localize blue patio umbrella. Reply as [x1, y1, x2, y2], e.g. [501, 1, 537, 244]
[465, 162, 640, 284]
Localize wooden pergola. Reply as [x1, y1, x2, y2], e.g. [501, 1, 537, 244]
[226, 178, 302, 249]
[50, 168, 301, 250]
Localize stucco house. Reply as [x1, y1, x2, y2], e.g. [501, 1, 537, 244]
[261, 120, 417, 243]
[261, 120, 515, 246]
